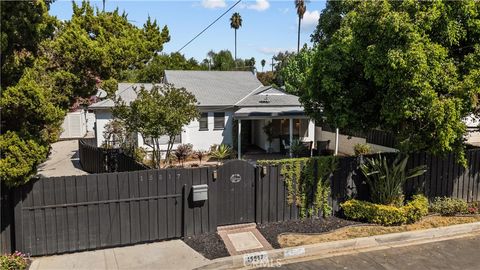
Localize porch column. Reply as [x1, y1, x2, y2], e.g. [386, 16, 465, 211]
[238, 119, 242, 159]
[289, 118, 293, 157]
[334, 128, 339, 156]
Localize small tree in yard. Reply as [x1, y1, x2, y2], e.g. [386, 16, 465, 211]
[113, 84, 198, 168]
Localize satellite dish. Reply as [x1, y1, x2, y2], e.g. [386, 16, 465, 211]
[96, 88, 107, 98]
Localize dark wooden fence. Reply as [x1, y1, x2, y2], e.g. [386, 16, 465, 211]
[2, 149, 480, 255]
[78, 139, 148, 174]
[11, 167, 217, 256]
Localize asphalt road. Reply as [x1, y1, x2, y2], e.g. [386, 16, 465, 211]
[272, 234, 480, 270]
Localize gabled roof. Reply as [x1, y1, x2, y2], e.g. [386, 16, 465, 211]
[164, 70, 263, 106]
[89, 71, 302, 110]
[235, 86, 301, 107]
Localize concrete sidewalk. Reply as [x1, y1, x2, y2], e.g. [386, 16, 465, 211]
[29, 240, 209, 270]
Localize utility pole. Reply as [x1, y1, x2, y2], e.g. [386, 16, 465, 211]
[270, 56, 275, 72]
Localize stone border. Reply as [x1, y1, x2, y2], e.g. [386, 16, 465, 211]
[196, 221, 480, 270]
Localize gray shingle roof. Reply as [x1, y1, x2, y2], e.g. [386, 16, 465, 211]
[164, 70, 263, 106]
[89, 72, 302, 110]
[235, 86, 301, 107]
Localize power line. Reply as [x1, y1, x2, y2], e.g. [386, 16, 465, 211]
[177, 0, 242, 52]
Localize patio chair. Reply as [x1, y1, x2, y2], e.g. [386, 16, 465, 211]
[316, 140, 331, 156]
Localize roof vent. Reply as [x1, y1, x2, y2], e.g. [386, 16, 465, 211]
[259, 94, 270, 104]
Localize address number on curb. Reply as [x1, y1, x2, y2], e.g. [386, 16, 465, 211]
[243, 251, 269, 266]
[284, 247, 305, 257]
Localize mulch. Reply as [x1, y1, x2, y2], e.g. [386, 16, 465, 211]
[257, 217, 360, 248]
[183, 232, 230, 260]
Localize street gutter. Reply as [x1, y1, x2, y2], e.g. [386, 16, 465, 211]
[195, 221, 480, 269]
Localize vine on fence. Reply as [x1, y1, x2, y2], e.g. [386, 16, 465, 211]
[258, 157, 338, 218]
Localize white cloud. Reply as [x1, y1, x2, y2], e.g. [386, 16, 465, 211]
[201, 0, 226, 9]
[302, 10, 320, 28]
[247, 0, 270, 11]
[258, 47, 295, 55]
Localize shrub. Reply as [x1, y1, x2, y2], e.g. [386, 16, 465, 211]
[194, 150, 208, 164]
[404, 194, 429, 223]
[174, 144, 193, 166]
[290, 139, 306, 157]
[430, 197, 468, 216]
[360, 154, 427, 205]
[210, 144, 232, 163]
[341, 195, 429, 226]
[0, 251, 29, 270]
[354, 143, 371, 156]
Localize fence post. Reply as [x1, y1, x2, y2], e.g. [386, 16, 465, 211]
[182, 184, 187, 237]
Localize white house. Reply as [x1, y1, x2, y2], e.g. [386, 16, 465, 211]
[89, 70, 316, 158]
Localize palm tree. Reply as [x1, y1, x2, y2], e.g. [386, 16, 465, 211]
[261, 59, 266, 71]
[102, 0, 106, 12]
[295, 0, 307, 53]
[230, 12, 242, 60]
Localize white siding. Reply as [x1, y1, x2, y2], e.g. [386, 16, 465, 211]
[94, 110, 113, 147]
[136, 111, 234, 152]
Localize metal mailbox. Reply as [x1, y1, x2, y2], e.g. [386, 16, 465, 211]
[192, 184, 208, 201]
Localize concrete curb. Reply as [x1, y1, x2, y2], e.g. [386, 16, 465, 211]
[195, 221, 480, 270]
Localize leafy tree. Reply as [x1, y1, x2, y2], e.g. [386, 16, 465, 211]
[303, 0, 480, 164]
[261, 59, 266, 71]
[295, 0, 307, 53]
[113, 84, 199, 168]
[280, 45, 314, 95]
[0, 0, 170, 186]
[43, 1, 170, 98]
[230, 12, 242, 60]
[256, 71, 277, 86]
[135, 52, 201, 83]
[0, 0, 57, 88]
[209, 50, 236, 71]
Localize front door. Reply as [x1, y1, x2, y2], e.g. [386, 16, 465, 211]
[217, 160, 256, 225]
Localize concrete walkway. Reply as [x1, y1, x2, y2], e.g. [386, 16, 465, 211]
[37, 140, 88, 177]
[29, 240, 209, 270]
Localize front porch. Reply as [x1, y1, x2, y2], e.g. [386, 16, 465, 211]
[234, 106, 316, 159]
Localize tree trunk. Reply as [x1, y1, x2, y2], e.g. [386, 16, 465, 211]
[235, 29, 237, 60]
[297, 16, 301, 53]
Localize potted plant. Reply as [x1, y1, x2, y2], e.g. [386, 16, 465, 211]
[262, 121, 274, 153]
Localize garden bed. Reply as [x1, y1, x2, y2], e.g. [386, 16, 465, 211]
[256, 217, 361, 249]
[278, 215, 480, 248]
[183, 232, 229, 260]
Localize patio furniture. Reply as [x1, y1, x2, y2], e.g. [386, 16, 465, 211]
[316, 140, 331, 156]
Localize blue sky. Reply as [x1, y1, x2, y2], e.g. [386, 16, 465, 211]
[49, 0, 326, 71]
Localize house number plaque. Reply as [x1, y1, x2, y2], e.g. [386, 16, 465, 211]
[230, 174, 242, 183]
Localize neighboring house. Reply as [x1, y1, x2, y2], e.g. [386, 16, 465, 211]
[89, 70, 315, 157]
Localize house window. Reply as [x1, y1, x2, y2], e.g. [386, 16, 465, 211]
[199, 112, 208, 130]
[144, 134, 181, 146]
[214, 112, 225, 129]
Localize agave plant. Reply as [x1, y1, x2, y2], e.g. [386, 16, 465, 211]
[210, 144, 232, 164]
[360, 154, 427, 206]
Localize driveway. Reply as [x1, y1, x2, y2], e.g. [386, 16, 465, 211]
[37, 140, 88, 177]
[272, 234, 480, 270]
[29, 240, 209, 270]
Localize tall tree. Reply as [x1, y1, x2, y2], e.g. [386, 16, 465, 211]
[113, 85, 199, 168]
[302, 0, 480, 164]
[230, 12, 242, 60]
[281, 45, 314, 95]
[295, 0, 307, 53]
[261, 59, 266, 71]
[0, 0, 170, 186]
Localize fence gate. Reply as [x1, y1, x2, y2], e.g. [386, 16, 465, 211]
[216, 160, 256, 226]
